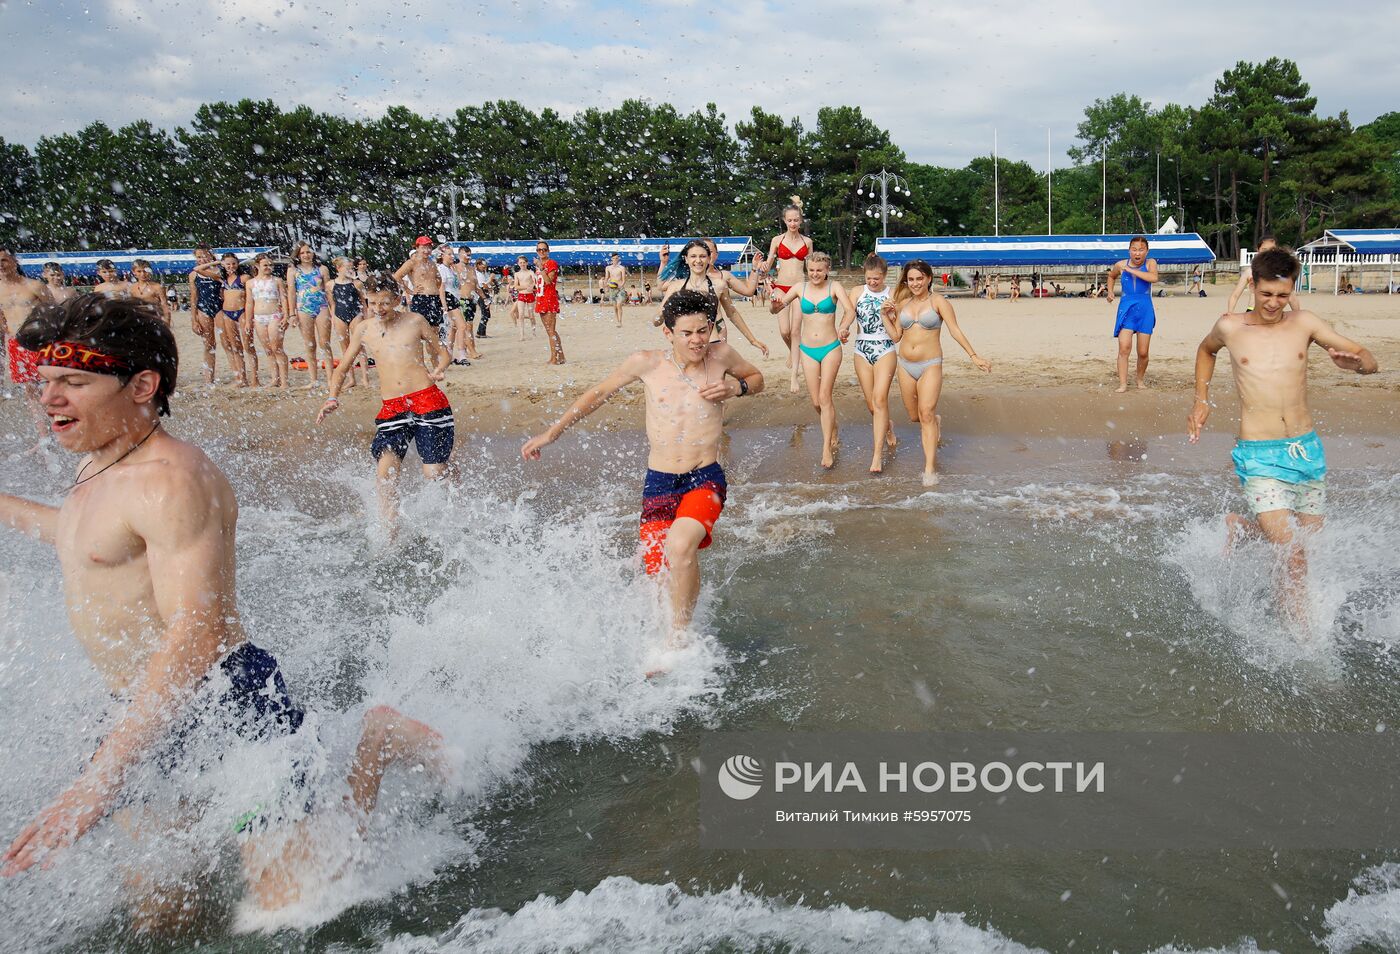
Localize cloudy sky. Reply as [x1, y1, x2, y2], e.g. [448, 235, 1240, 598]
[3, 0, 1397, 168]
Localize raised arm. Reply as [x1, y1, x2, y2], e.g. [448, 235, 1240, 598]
[722, 253, 768, 297]
[1307, 314, 1379, 374]
[522, 353, 650, 459]
[0, 494, 60, 545]
[3, 465, 235, 874]
[1187, 319, 1228, 442]
[1123, 258, 1160, 283]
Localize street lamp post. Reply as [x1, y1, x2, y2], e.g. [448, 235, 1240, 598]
[426, 183, 466, 241]
[857, 169, 911, 238]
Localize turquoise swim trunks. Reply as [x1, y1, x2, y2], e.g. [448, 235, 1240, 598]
[1231, 430, 1327, 516]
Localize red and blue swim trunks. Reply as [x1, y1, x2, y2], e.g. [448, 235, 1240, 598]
[370, 384, 455, 464]
[639, 462, 727, 574]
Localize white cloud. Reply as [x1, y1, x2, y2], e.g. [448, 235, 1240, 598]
[2, 0, 1398, 168]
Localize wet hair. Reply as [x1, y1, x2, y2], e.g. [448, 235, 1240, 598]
[291, 241, 315, 262]
[364, 272, 401, 296]
[43, 261, 64, 276]
[220, 251, 238, 262]
[661, 289, 714, 330]
[96, 258, 116, 272]
[536, 239, 550, 250]
[16, 294, 178, 416]
[807, 251, 832, 268]
[1129, 236, 1149, 249]
[1259, 234, 1277, 248]
[333, 256, 352, 270]
[1251, 247, 1300, 285]
[132, 259, 151, 271]
[863, 253, 888, 273]
[194, 242, 212, 254]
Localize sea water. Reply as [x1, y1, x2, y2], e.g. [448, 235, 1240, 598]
[1, 419, 1399, 953]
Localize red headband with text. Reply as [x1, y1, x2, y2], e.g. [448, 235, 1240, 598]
[35, 341, 133, 375]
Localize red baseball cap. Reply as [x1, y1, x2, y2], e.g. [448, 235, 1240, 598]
[414, 236, 433, 246]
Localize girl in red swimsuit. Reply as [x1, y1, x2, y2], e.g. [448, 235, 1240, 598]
[766, 197, 814, 390]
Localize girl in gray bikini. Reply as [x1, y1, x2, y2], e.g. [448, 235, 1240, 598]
[881, 259, 991, 486]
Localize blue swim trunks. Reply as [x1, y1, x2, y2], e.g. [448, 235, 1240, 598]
[1231, 430, 1327, 517]
[1113, 296, 1156, 336]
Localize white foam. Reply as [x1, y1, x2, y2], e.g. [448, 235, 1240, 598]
[1322, 863, 1400, 953]
[368, 875, 1047, 954]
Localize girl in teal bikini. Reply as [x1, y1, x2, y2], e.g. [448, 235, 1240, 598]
[770, 251, 856, 469]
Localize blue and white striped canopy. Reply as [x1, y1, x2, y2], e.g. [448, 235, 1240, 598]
[1325, 229, 1400, 255]
[14, 247, 277, 278]
[876, 234, 1214, 267]
[447, 237, 752, 268]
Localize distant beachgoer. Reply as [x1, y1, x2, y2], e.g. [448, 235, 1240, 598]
[328, 257, 368, 387]
[850, 252, 897, 473]
[1009, 276, 1022, 302]
[188, 245, 222, 385]
[128, 260, 170, 326]
[769, 251, 856, 469]
[766, 198, 814, 389]
[0, 247, 55, 443]
[318, 272, 453, 535]
[393, 237, 448, 352]
[1188, 246, 1379, 627]
[216, 253, 257, 387]
[603, 252, 627, 327]
[92, 260, 131, 300]
[1227, 237, 1301, 313]
[986, 273, 1000, 300]
[534, 240, 565, 364]
[570, 288, 586, 304]
[248, 254, 290, 388]
[41, 263, 75, 304]
[1189, 266, 1205, 297]
[881, 259, 992, 486]
[522, 289, 764, 667]
[450, 247, 482, 363]
[473, 258, 493, 337]
[1106, 236, 1160, 392]
[511, 256, 537, 340]
[972, 270, 982, 297]
[0, 294, 446, 919]
[289, 242, 335, 387]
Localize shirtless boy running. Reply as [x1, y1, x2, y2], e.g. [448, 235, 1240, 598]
[1187, 246, 1378, 626]
[0, 294, 445, 919]
[318, 273, 454, 536]
[522, 289, 764, 656]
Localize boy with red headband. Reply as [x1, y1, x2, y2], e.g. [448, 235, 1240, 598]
[1, 293, 446, 920]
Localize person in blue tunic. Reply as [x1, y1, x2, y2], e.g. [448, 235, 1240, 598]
[1106, 236, 1160, 392]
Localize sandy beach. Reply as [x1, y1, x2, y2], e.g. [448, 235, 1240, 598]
[71, 290, 1399, 448]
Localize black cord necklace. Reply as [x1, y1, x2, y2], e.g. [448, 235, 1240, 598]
[65, 422, 161, 493]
